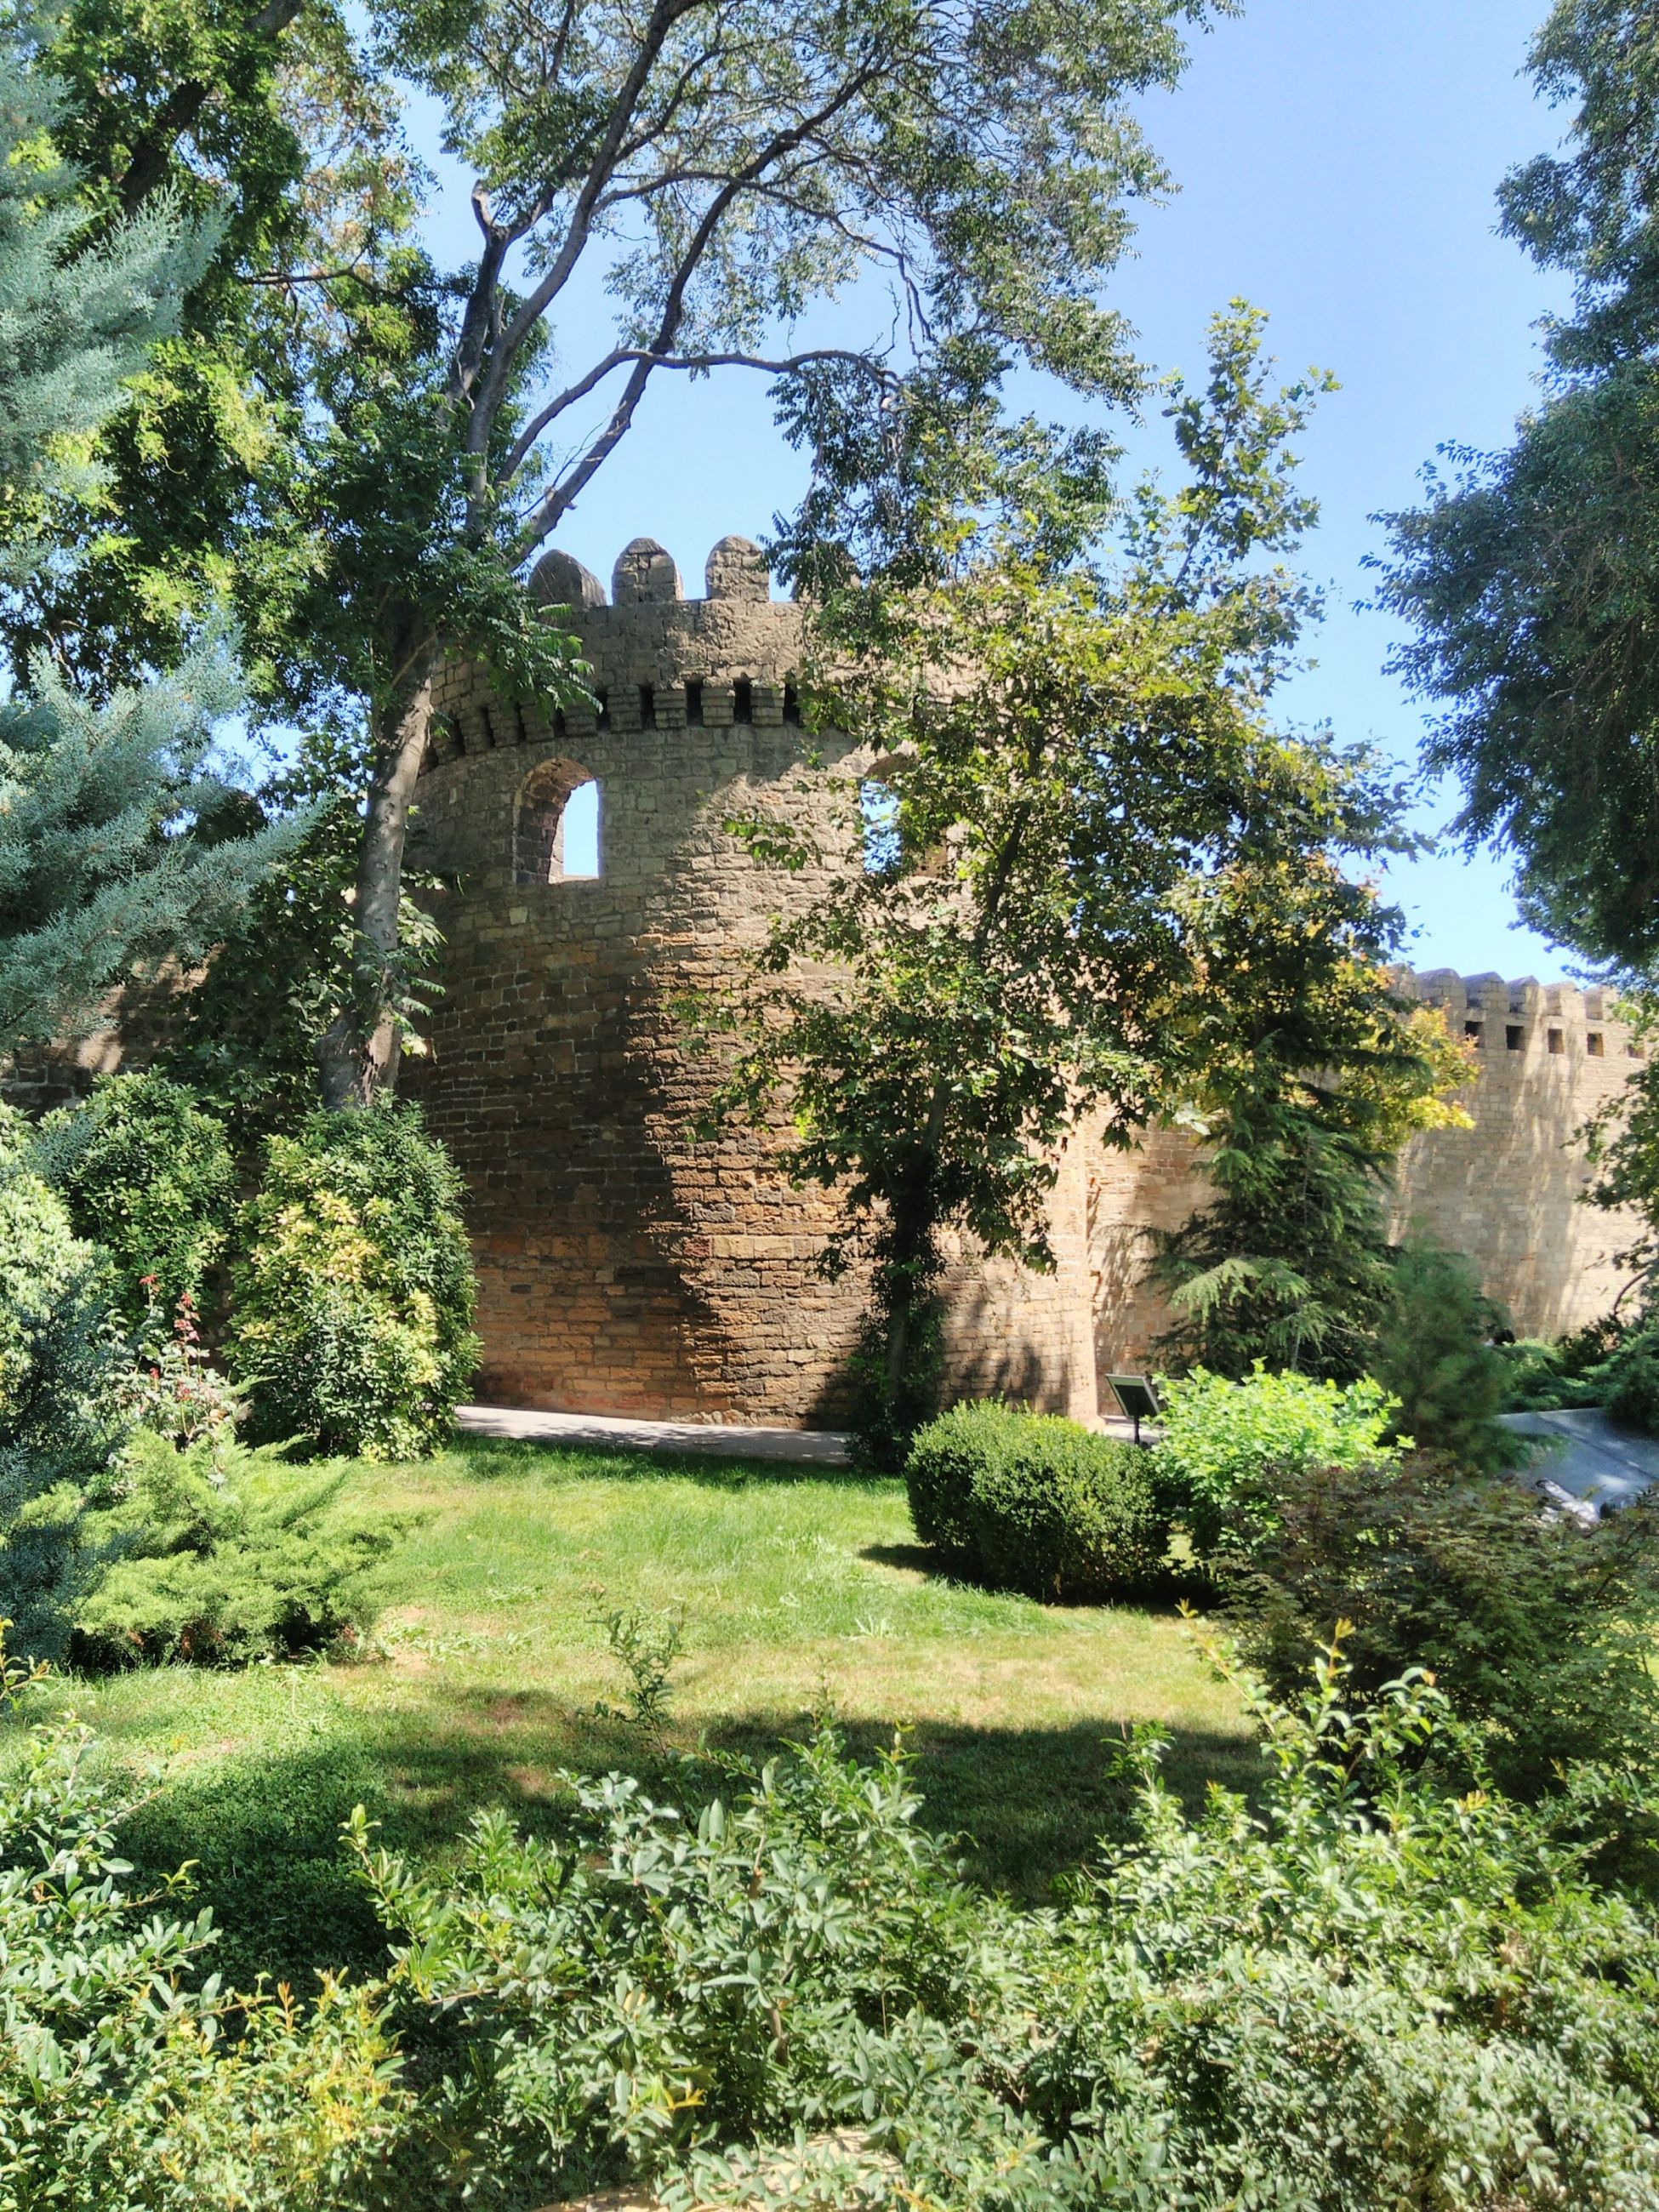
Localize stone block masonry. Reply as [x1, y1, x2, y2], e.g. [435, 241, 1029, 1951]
[404, 539, 1649, 1422]
[9, 538, 1636, 1424]
[404, 536, 1097, 1426]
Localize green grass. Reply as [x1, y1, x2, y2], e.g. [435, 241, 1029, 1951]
[5, 1437, 1257, 1990]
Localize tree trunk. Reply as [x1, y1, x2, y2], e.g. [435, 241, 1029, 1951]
[316, 643, 439, 1110]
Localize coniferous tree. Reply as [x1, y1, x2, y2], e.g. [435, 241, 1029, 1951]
[0, 23, 296, 1056]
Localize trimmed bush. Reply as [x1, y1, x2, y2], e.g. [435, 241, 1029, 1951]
[1154, 1361, 1400, 1550]
[37, 1072, 236, 1329]
[905, 1400, 1168, 1600]
[230, 1103, 479, 1459]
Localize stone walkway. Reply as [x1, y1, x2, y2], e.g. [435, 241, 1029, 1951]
[456, 1403, 1154, 1464]
[455, 1403, 853, 1464]
[1500, 1405, 1659, 1519]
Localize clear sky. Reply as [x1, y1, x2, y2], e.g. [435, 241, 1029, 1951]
[420, 1, 1576, 979]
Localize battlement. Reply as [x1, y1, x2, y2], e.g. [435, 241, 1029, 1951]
[1394, 967, 1642, 1067]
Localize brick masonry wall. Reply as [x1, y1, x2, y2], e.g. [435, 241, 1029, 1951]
[403, 536, 1096, 1425]
[9, 539, 1638, 1422]
[1084, 969, 1651, 1375]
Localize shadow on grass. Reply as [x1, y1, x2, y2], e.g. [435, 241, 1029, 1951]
[116, 1687, 1260, 1993]
[443, 1432, 887, 1492]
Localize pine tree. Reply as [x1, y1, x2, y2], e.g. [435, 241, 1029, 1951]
[0, 22, 296, 1055]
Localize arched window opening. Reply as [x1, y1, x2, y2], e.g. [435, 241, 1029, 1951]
[515, 758, 601, 885]
[861, 778, 901, 876]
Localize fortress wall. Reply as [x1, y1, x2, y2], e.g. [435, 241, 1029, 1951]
[402, 537, 1095, 1425]
[1080, 969, 1651, 1375]
[1388, 970, 1645, 1337]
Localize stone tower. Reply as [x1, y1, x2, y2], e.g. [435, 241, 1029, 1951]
[403, 536, 1097, 1425]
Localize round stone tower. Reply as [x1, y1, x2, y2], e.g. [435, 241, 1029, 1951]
[403, 536, 1097, 1426]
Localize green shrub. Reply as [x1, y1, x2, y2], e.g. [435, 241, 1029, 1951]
[36, 1072, 237, 1329]
[72, 1433, 397, 1668]
[1600, 1327, 1659, 1434]
[0, 1643, 404, 2210]
[904, 1400, 1169, 1600]
[1498, 1314, 1627, 1412]
[0, 1106, 128, 1660]
[1154, 1360, 1400, 1549]
[230, 1103, 479, 1459]
[1370, 1239, 1519, 1470]
[1223, 1450, 1659, 1793]
[350, 1656, 1659, 2211]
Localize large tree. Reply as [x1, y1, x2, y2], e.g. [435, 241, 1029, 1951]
[709, 312, 1462, 1460]
[1378, 0, 1659, 973]
[25, 0, 1224, 1106]
[0, 23, 292, 1055]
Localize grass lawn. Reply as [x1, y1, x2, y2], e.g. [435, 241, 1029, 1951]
[6, 1436, 1257, 1991]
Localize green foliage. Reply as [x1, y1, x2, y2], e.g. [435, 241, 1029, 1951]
[72, 1433, 396, 1668]
[1600, 1327, 1659, 1434]
[1154, 1361, 1400, 1550]
[0, 1641, 406, 2211]
[0, 1106, 127, 1660]
[1225, 1453, 1659, 1793]
[0, 20, 208, 509]
[1371, 1239, 1520, 1470]
[347, 1656, 1659, 2209]
[0, 25, 297, 1054]
[904, 1400, 1170, 1600]
[1497, 1323, 1623, 1411]
[1379, 3, 1659, 970]
[230, 1104, 478, 1458]
[161, 728, 446, 1145]
[37, 1073, 236, 1327]
[715, 310, 1432, 1463]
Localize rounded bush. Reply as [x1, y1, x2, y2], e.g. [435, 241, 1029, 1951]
[905, 1400, 1168, 1601]
[230, 1103, 479, 1459]
[37, 1072, 236, 1329]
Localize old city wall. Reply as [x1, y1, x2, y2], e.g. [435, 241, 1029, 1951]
[7, 537, 1644, 1424]
[402, 536, 1097, 1424]
[1086, 970, 1650, 1377]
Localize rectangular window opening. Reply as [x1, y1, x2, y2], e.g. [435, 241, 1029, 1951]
[783, 678, 802, 725]
[1548, 1028, 1565, 1054]
[733, 677, 754, 724]
[1506, 1025, 1525, 1051]
[639, 683, 657, 729]
[1465, 1022, 1483, 1044]
[686, 679, 704, 726]
[1588, 1030, 1605, 1056]
[595, 688, 611, 731]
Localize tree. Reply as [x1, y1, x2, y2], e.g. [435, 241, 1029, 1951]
[1148, 864, 1474, 1381]
[709, 310, 1454, 1462]
[27, 0, 1226, 1108]
[1377, 0, 1659, 972]
[0, 22, 294, 1056]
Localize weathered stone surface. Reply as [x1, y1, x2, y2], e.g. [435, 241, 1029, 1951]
[404, 546, 1649, 1421]
[406, 542, 1097, 1424]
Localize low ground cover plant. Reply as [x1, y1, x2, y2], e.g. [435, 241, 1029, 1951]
[72, 1433, 397, 1668]
[904, 1400, 1170, 1600]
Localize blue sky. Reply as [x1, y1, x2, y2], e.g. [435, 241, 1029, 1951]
[421, 1, 1576, 978]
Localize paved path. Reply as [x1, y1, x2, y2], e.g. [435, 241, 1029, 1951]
[1500, 1405, 1659, 1518]
[456, 1403, 853, 1465]
[457, 1403, 1154, 1465]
